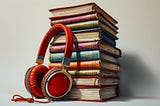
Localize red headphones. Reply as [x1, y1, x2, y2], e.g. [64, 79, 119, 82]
[12, 24, 73, 103]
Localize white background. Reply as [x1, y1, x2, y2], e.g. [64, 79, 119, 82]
[0, 0, 160, 105]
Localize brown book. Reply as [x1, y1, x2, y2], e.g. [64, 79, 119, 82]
[48, 60, 120, 71]
[49, 2, 118, 26]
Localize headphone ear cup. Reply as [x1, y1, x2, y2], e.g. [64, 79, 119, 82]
[24, 65, 49, 98]
[41, 68, 72, 99]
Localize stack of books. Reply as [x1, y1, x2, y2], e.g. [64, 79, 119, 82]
[48, 2, 121, 102]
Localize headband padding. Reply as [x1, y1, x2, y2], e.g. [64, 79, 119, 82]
[36, 24, 73, 64]
[26, 65, 49, 98]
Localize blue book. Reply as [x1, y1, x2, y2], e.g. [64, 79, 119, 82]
[49, 50, 118, 63]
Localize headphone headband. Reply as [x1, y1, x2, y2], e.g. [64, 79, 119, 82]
[36, 24, 73, 66]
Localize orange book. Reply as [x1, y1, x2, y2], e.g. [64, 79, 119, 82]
[48, 60, 120, 71]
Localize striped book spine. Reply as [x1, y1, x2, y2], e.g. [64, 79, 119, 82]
[49, 50, 99, 62]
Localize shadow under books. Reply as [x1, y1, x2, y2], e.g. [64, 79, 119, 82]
[118, 53, 158, 99]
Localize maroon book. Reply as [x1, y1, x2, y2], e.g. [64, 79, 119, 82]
[49, 41, 121, 57]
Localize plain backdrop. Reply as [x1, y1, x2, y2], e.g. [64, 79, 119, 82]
[0, 0, 160, 105]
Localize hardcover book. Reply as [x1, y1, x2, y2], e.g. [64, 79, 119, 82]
[49, 41, 121, 57]
[68, 69, 119, 77]
[49, 50, 119, 63]
[50, 12, 118, 32]
[51, 30, 117, 45]
[72, 76, 119, 86]
[63, 85, 119, 102]
[61, 20, 118, 36]
[48, 60, 120, 71]
[49, 2, 118, 26]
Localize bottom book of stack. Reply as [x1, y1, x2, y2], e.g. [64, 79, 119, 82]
[63, 85, 119, 102]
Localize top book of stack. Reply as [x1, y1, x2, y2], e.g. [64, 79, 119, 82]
[49, 2, 118, 26]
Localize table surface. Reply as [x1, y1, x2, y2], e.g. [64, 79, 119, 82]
[2, 95, 160, 106]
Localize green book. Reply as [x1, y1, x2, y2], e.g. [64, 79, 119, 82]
[66, 20, 118, 37]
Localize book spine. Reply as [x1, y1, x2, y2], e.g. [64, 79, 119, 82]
[72, 75, 119, 79]
[65, 20, 99, 30]
[50, 13, 98, 25]
[73, 84, 119, 88]
[72, 77, 119, 86]
[68, 70, 101, 76]
[49, 11, 97, 20]
[49, 50, 100, 62]
[48, 60, 101, 70]
[68, 70, 119, 76]
[49, 41, 99, 53]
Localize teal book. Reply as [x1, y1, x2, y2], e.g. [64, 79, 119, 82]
[49, 50, 118, 63]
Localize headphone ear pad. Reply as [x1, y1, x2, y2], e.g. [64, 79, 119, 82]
[41, 68, 72, 99]
[25, 65, 49, 98]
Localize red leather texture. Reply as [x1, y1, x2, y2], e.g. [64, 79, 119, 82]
[26, 65, 49, 98]
[36, 24, 73, 64]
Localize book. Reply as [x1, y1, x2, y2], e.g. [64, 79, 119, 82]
[68, 69, 119, 77]
[50, 12, 118, 32]
[51, 30, 117, 46]
[49, 50, 119, 63]
[63, 85, 119, 102]
[48, 60, 120, 71]
[72, 76, 119, 86]
[49, 2, 118, 26]
[61, 20, 118, 36]
[49, 41, 121, 57]
[48, 3, 120, 102]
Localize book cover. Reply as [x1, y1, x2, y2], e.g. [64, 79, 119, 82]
[49, 2, 118, 25]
